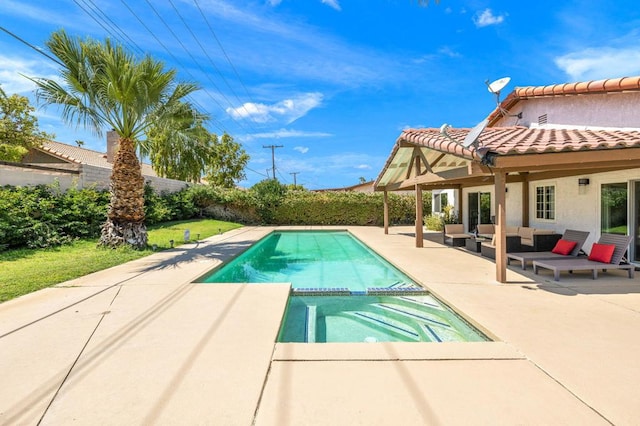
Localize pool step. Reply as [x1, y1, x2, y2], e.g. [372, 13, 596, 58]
[347, 311, 420, 341]
[367, 287, 429, 296]
[373, 303, 459, 342]
[305, 305, 317, 343]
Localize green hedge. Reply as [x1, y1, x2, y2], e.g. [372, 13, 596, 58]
[0, 180, 429, 249]
[272, 190, 425, 226]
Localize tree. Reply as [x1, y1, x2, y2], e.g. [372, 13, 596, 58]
[144, 103, 212, 183]
[205, 133, 249, 188]
[0, 86, 52, 162]
[29, 30, 200, 248]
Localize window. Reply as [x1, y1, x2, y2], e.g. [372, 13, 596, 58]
[433, 193, 448, 213]
[536, 185, 555, 220]
[601, 183, 627, 235]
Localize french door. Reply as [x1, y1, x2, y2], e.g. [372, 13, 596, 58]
[468, 192, 491, 233]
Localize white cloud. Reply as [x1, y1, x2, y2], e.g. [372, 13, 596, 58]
[555, 47, 640, 81]
[0, 54, 57, 94]
[355, 164, 371, 170]
[321, 0, 341, 11]
[242, 128, 332, 141]
[474, 9, 505, 28]
[294, 146, 310, 154]
[227, 92, 323, 124]
[438, 46, 461, 58]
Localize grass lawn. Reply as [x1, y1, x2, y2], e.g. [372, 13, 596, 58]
[0, 218, 242, 303]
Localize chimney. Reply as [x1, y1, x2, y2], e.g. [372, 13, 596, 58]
[106, 130, 119, 163]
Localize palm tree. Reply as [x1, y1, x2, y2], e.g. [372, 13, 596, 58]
[29, 30, 199, 248]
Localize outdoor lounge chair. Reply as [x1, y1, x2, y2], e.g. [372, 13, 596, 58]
[507, 229, 589, 270]
[532, 233, 635, 281]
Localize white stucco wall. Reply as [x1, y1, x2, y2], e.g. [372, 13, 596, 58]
[462, 168, 640, 254]
[494, 92, 640, 129]
[1, 163, 189, 194]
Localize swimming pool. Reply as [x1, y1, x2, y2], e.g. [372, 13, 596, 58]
[199, 230, 422, 292]
[278, 295, 488, 343]
[199, 230, 488, 343]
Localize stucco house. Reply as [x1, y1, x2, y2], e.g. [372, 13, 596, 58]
[375, 75, 640, 281]
[0, 130, 189, 193]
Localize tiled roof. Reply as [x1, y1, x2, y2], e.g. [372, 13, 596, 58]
[487, 75, 640, 125]
[39, 140, 158, 176]
[400, 126, 640, 159]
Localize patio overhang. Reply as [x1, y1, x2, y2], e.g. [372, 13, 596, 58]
[375, 126, 640, 283]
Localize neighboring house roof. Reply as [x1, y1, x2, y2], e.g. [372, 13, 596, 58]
[487, 75, 640, 126]
[37, 140, 157, 176]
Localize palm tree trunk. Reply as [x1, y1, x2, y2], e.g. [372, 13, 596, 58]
[99, 137, 148, 248]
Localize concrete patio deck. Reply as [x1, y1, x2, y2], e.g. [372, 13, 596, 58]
[1, 226, 639, 425]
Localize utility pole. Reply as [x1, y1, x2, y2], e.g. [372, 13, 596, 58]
[263, 145, 283, 179]
[289, 172, 300, 186]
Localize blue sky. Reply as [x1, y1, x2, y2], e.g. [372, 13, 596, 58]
[2, 1, 640, 189]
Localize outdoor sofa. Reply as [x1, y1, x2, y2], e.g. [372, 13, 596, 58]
[506, 229, 590, 270]
[532, 233, 635, 281]
[480, 226, 561, 259]
[443, 224, 471, 247]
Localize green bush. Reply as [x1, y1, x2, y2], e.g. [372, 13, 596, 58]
[0, 183, 109, 248]
[424, 214, 444, 231]
[0, 181, 430, 248]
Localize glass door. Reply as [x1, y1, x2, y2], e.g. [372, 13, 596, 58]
[634, 182, 640, 262]
[468, 192, 491, 232]
[601, 183, 628, 235]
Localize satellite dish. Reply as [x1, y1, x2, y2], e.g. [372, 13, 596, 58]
[462, 119, 489, 148]
[487, 77, 511, 95]
[439, 123, 451, 135]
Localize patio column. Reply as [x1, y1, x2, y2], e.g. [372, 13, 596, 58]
[415, 184, 424, 247]
[495, 170, 507, 283]
[456, 186, 463, 226]
[521, 172, 529, 227]
[383, 190, 389, 234]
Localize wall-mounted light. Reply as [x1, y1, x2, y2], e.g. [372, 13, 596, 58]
[578, 178, 590, 186]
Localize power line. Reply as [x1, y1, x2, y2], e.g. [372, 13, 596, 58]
[0, 26, 63, 67]
[70, 2, 225, 133]
[166, 0, 257, 132]
[192, 0, 257, 106]
[72, 0, 144, 56]
[117, 0, 234, 133]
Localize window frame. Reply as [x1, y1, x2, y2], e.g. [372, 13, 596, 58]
[535, 185, 555, 221]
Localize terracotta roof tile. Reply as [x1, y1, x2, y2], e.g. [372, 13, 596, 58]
[38, 140, 158, 176]
[400, 127, 640, 160]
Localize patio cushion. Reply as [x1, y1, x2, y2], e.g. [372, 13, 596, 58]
[588, 243, 616, 263]
[551, 239, 577, 255]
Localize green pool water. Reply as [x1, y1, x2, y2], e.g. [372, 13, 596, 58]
[278, 295, 488, 343]
[199, 230, 421, 292]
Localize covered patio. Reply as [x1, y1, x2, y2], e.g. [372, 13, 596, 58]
[375, 126, 640, 282]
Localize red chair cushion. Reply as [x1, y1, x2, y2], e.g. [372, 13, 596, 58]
[551, 239, 577, 255]
[588, 243, 616, 263]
